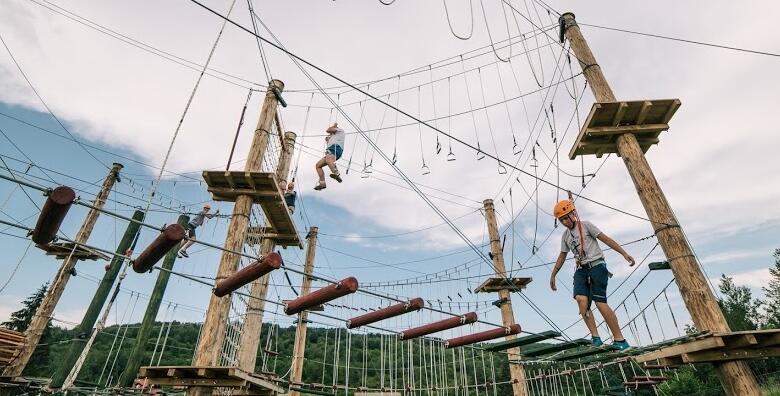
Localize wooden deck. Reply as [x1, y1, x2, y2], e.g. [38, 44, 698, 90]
[36, 241, 109, 261]
[0, 327, 25, 368]
[474, 277, 532, 293]
[138, 366, 283, 395]
[569, 99, 681, 159]
[203, 171, 301, 248]
[634, 329, 780, 365]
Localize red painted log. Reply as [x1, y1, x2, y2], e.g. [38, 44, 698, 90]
[399, 312, 478, 340]
[31, 186, 75, 245]
[346, 298, 424, 329]
[445, 324, 521, 348]
[284, 277, 359, 315]
[213, 252, 283, 297]
[131, 224, 185, 273]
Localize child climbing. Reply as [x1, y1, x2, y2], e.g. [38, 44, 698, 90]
[314, 123, 345, 191]
[178, 204, 219, 258]
[549, 199, 635, 351]
[284, 181, 297, 214]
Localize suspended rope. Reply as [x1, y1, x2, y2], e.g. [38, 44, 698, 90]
[442, 0, 475, 40]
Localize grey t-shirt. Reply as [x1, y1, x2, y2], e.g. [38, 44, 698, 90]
[560, 220, 604, 264]
[189, 210, 208, 228]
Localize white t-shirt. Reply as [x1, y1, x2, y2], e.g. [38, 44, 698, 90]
[328, 128, 345, 148]
[560, 220, 604, 264]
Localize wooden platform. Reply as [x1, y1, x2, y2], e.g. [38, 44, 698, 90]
[569, 99, 681, 159]
[0, 327, 25, 368]
[484, 330, 560, 352]
[203, 171, 301, 248]
[634, 329, 780, 365]
[138, 366, 283, 395]
[36, 241, 109, 261]
[474, 277, 532, 293]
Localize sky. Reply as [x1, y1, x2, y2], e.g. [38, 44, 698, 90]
[0, 0, 779, 351]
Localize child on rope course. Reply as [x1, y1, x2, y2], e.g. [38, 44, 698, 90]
[178, 204, 219, 258]
[283, 181, 297, 214]
[549, 199, 635, 350]
[314, 123, 345, 191]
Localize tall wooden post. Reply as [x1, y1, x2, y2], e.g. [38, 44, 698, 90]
[48, 209, 145, 388]
[483, 199, 528, 396]
[560, 13, 760, 395]
[289, 227, 317, 395]
[3, 163, 122, 377]
[117, 214, 190, 387]
[188, 80, 284, 396]
[236, 131, 297, 371]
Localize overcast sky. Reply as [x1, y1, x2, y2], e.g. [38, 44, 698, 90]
[0, 0, 778, 348]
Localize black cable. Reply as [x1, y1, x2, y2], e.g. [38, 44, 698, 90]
[580, 22, 780, 59]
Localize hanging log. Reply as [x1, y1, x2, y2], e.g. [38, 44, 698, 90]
[31, 186, 76, 245]
[445, 324, 521, 348]
[399, 312, 478, 340]
[213, 252, 283, 297]
[346, 298, 424, 329]
[284, 277, 359, 315]
[132, 224, 185, 273]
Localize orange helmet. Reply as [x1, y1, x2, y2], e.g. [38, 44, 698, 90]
[553, 200, 575, 219]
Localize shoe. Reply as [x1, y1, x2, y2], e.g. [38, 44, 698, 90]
[330, 172, 342, 183]
[314, 182, 326, 191]
[179, 250, 189, 258]
[611, 339, 631, 351]
[591, 336, 603, 347]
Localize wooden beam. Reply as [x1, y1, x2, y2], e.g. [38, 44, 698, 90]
[635, 101, 652, 124]
[611, 102, 628, 126]
[585, 124, 668, 137]
[635, 336, 725, 363]
[682, 347, 780, 363]
[661, 99, 682, 123]
[144, 378, 246, 387]
[724, 334, 758, 349]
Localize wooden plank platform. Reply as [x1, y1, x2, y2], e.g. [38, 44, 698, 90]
[0, 328, 25, 367]
[569, 99, 681, 159]
[203, 171, 301, 248]
[483, 330, 561, 352]
[634, 329, 780, 366]
[521, 339, 591, 358]
[474, 277, 532, 293]
[553, 345, 617, 361]
[36, 241, 110, 261]
[138, 366, 283, 395]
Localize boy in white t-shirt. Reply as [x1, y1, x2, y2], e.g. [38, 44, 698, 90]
[549, 199, 635, 350]
[314, 123, 345, 191]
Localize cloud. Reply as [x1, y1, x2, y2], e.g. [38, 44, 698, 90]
[719, 268, 771, 289]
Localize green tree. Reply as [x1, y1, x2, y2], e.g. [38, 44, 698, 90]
[717, 274, 762, 331]
[763, 249, 780, 328]
[1, 283, 52, 375]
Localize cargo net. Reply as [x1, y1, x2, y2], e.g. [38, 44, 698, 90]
[217, 203, 271, 367]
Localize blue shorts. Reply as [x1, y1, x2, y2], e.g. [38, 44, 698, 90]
[573, 260, 609, 306]
[326, 144, 343, 160]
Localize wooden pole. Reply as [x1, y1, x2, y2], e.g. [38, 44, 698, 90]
[3, 163, 122, 377]
[117, 214, 189, 387]
[236, 130, 298, 371]
[289, 227, 317, 395]
[483, 199, 528, 396]
[48, 209, 145, 388]
[187, 80, 283, 396]
[560, 13, 760, 396]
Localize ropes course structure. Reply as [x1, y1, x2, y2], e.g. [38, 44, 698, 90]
[0, 2, 777, 396]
